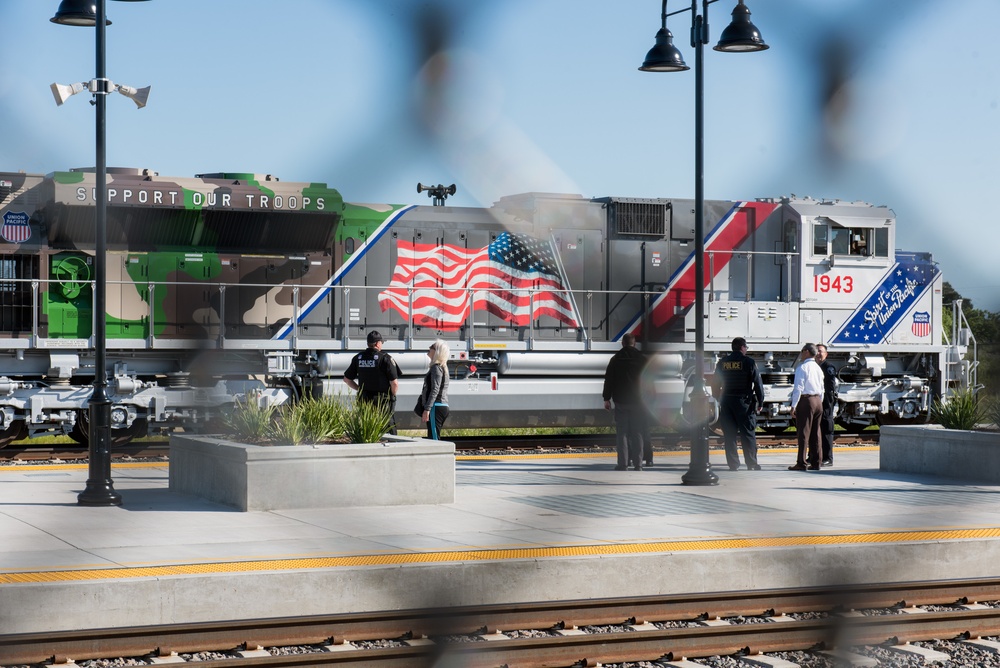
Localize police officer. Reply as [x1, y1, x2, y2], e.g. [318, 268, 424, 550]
[343, 330, 401, 434]
[815, 343, 838, 467]
[711, 337, 765, 471]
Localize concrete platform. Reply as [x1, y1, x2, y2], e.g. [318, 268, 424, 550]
[5, 445, 1000, 636]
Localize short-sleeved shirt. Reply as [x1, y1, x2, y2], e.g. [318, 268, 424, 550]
[344, 347, 399, 398]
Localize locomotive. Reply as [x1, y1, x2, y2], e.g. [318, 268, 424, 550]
[0, 167, 974, 447]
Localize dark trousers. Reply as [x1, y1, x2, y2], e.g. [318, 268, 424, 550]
[640, 409, 654, 465]
[426, 403, 449, 440]
[719, 396, 758, 470]
[820, 397, 835, 462]
[359, 392, 397, 435]
[795, 395, 823, 467]
[613, 404, 643, 469]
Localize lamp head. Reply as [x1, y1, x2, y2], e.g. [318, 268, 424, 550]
[117, 84, 151, 109]
[639, 27, 689, 72]
[50, 0, 109, 26]
[714, 0, 768, 53]
[50, 82, 87, 106]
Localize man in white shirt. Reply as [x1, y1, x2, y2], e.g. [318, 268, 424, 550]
[788, 343, 825, 471]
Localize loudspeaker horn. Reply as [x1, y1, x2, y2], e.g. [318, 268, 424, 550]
[50, 82, 86, 106]
[117, 84, 151, 109]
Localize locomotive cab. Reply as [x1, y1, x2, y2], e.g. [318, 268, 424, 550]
[689, 197, 952, 431]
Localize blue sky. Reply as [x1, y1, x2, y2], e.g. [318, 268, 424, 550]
[2, 0, 998, 312]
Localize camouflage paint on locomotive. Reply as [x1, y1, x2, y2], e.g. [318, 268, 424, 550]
[36, 169, 348, 342]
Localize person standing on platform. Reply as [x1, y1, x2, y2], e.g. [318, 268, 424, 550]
[419, 339, 450, 440]
[603, 334, 646, 471]
[815, 343, 838, 467]
[343, 330, 401, 435]
[788, 343, 825, 471]
[711, 337, 765, 471]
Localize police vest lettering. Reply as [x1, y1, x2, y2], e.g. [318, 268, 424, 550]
[357, 359, 378, 368]
[723, 361, 744, 371]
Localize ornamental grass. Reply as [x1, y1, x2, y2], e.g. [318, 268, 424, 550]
[930, 387, 987, 431]
[224, 391, 392, 445]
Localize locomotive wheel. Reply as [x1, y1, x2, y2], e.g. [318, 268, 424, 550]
[68, 417, 88, 445]
[69, 411, 147, 447]
[0, 420, 28, 449]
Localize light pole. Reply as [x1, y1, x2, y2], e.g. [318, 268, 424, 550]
[639, 0, 767, 486]
[51, 0, 150, 506]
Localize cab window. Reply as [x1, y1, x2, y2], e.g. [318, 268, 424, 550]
[812, 224, 828, 255]
[784, 219, 798, 253]
[831, 227, 850, 255]
[830, 226, 889, 257]
[873, 228, 889, 257]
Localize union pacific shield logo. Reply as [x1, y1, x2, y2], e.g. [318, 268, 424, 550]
[911, 311, 931, 337]
[1, 211, 31, 243]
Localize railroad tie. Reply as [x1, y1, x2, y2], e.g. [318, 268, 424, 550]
[741, 654, 800, 668]
[888, 642, 951, 663]
[964, 638, 1000, 654]
[817, 649, 877, 667]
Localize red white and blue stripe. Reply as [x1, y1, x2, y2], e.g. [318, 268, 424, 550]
[617, 201, 779, 341]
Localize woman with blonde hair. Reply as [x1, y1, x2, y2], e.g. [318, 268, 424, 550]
[419, 339, 450, 439]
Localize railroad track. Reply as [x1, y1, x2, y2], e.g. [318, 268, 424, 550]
[0, 442, 170, 462]
[0, 431, 879, 462]
[2, 577, 996, 666]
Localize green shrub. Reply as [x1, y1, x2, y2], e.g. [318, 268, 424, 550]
[224, 392, 277, 442]
[271, 404, 311, 445]
[291, 393, 347, 443]
[341, 396, 393, 444]
[223, 390, 391, 445]
[930, 388, 986, 430]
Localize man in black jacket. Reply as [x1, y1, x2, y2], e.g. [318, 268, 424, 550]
[711, 337, 765, 471]
[816, 343, 838, 467]
[603, 334, 647, 471]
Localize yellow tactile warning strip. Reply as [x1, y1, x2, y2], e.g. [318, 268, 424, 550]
[0, 461, 165, 472]
[2, 524, 996, 585]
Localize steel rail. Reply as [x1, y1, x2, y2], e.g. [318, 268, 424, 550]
[2, 577, 998, 665]
[0, 443, 169, 462]
[0, 430, 879, 461]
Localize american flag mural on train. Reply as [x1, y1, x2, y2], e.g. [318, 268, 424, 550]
[378, 232, 579, 329]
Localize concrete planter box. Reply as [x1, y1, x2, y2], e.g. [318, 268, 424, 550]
[880, 425, 1000, 482]
[169, 434, 455, 511]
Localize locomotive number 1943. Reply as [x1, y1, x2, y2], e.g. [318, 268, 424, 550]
[813, 273, 854, 293]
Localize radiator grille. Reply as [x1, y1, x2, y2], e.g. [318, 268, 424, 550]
[610, 199, 669, 237]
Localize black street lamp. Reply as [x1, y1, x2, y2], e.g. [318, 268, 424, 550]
[51, 0, 150, 506]
[640, 0, 767, 486]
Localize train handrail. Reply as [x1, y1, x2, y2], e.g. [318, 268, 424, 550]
[0, 276, 664, 352]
